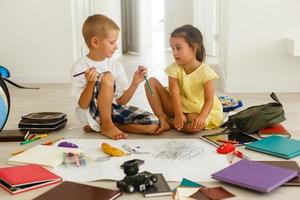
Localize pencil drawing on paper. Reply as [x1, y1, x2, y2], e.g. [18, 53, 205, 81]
[152, 141, 205, 160]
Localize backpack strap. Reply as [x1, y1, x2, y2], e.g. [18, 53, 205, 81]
[3, 77, 39, 89]
[270, 92, 282, 105]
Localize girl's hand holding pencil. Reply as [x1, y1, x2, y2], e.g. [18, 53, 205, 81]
[133, 66, 148, 85]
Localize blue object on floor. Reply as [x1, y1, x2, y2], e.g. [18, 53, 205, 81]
[218, 95, 243, 112]
[0, 66, 10, 131]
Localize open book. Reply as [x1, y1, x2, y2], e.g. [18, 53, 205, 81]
[8, 145, 82, 168]
[258, 124, 290, 138]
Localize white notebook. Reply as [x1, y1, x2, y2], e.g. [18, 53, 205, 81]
[8, 145, 82, 168]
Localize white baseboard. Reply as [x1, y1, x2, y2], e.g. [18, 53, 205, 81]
[224, 81, 300, 93]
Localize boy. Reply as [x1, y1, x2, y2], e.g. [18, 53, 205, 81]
[71, 14, 161, 140]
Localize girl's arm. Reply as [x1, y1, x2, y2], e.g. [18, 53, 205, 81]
[193, 80, 215, 129]
[169, 77, 186, 130]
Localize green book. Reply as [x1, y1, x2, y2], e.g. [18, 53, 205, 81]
[245, 135, 300, 159]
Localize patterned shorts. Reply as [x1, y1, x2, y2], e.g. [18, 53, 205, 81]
[89, 76, 159, 125]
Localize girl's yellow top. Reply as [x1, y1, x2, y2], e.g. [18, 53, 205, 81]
[165, 62, 223, 130]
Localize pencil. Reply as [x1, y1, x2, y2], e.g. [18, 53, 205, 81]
[217, 139, 240, 144]
[20, 134, 48, 145]
[73, 67, 96, 77]
[144, 76, 154, 96]
[73, 71, 85, 77]
[11, 149, 26, 156]
[42, 137, 64, 145]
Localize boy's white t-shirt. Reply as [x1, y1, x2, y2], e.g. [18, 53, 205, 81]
[71, 56, 129, 131]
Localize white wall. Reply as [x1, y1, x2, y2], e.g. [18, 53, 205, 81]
[94, 0, 122, 58]
[219, 0, 300, 92]
[164, 0, 193, 48]
[0, 0, 74, 83]
[0, 0, 123, 84]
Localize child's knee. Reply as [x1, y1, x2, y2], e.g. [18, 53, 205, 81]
[144, 77, 158, 88]
[100, 72, 113, 87]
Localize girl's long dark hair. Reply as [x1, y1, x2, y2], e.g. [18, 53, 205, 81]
[171, 24, 206, 62]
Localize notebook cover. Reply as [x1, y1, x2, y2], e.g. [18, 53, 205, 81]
[211, 159, 298, 193]
[258, 124, 290, 138]
[33, 181, 122, 200]
[175, 187, 201, 200]
[7, 145, 82, 168]
[190, 187, 235, 200]
[0, 130, 26, 142]
[245, 135, 300, 159]
[180, 178, 203, 187]
[0, 164, 61, 195]
[143, 173, 172, 197]
[258, 161, 300, 186]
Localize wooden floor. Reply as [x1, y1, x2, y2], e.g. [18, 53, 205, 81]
[1, 52, 300, 199]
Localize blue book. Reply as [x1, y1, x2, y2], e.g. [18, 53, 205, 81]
[245, 135, 300, 159]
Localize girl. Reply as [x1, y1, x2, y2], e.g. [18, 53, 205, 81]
[145, 24, 223, 134]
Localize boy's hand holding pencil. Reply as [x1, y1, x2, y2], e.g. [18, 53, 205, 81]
[84, 67, 98, 83]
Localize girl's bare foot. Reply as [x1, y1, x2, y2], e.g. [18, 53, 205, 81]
[101, 124, 128, 140]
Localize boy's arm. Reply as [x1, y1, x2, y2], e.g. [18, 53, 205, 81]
[78, 69, 98, 109]
[116, 82, 138, 105]
[78, 82, 96, 109]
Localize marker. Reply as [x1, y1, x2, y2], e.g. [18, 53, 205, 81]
[73, 67, 96, 77]
[20, 134, 48, 145]
[217, 139, 240, 144]
[27, 134, 36, 140]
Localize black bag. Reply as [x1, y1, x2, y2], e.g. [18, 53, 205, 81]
[18, 112, 67, 133]
[221, 92, 285, 134]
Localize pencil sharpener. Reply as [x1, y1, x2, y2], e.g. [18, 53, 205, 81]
[116, 159, 157, 193]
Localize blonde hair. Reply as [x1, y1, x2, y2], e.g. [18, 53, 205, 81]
[82, 14, 120, 47]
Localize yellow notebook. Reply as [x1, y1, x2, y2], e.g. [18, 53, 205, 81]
[8, 145, 82, 168]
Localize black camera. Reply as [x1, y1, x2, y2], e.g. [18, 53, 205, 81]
[116, 159, 157, 193]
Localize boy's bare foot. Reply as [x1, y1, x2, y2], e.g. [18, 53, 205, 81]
[155, 117, 171, 134]
[83, 125, 100, 133]
[101, 124, 128, 140]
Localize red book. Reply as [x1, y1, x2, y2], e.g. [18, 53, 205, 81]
[0, 164, 61, 195]
[258, 124, 290, 138]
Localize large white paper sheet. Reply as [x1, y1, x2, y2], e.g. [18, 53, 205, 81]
[51, 139, 229, 182]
